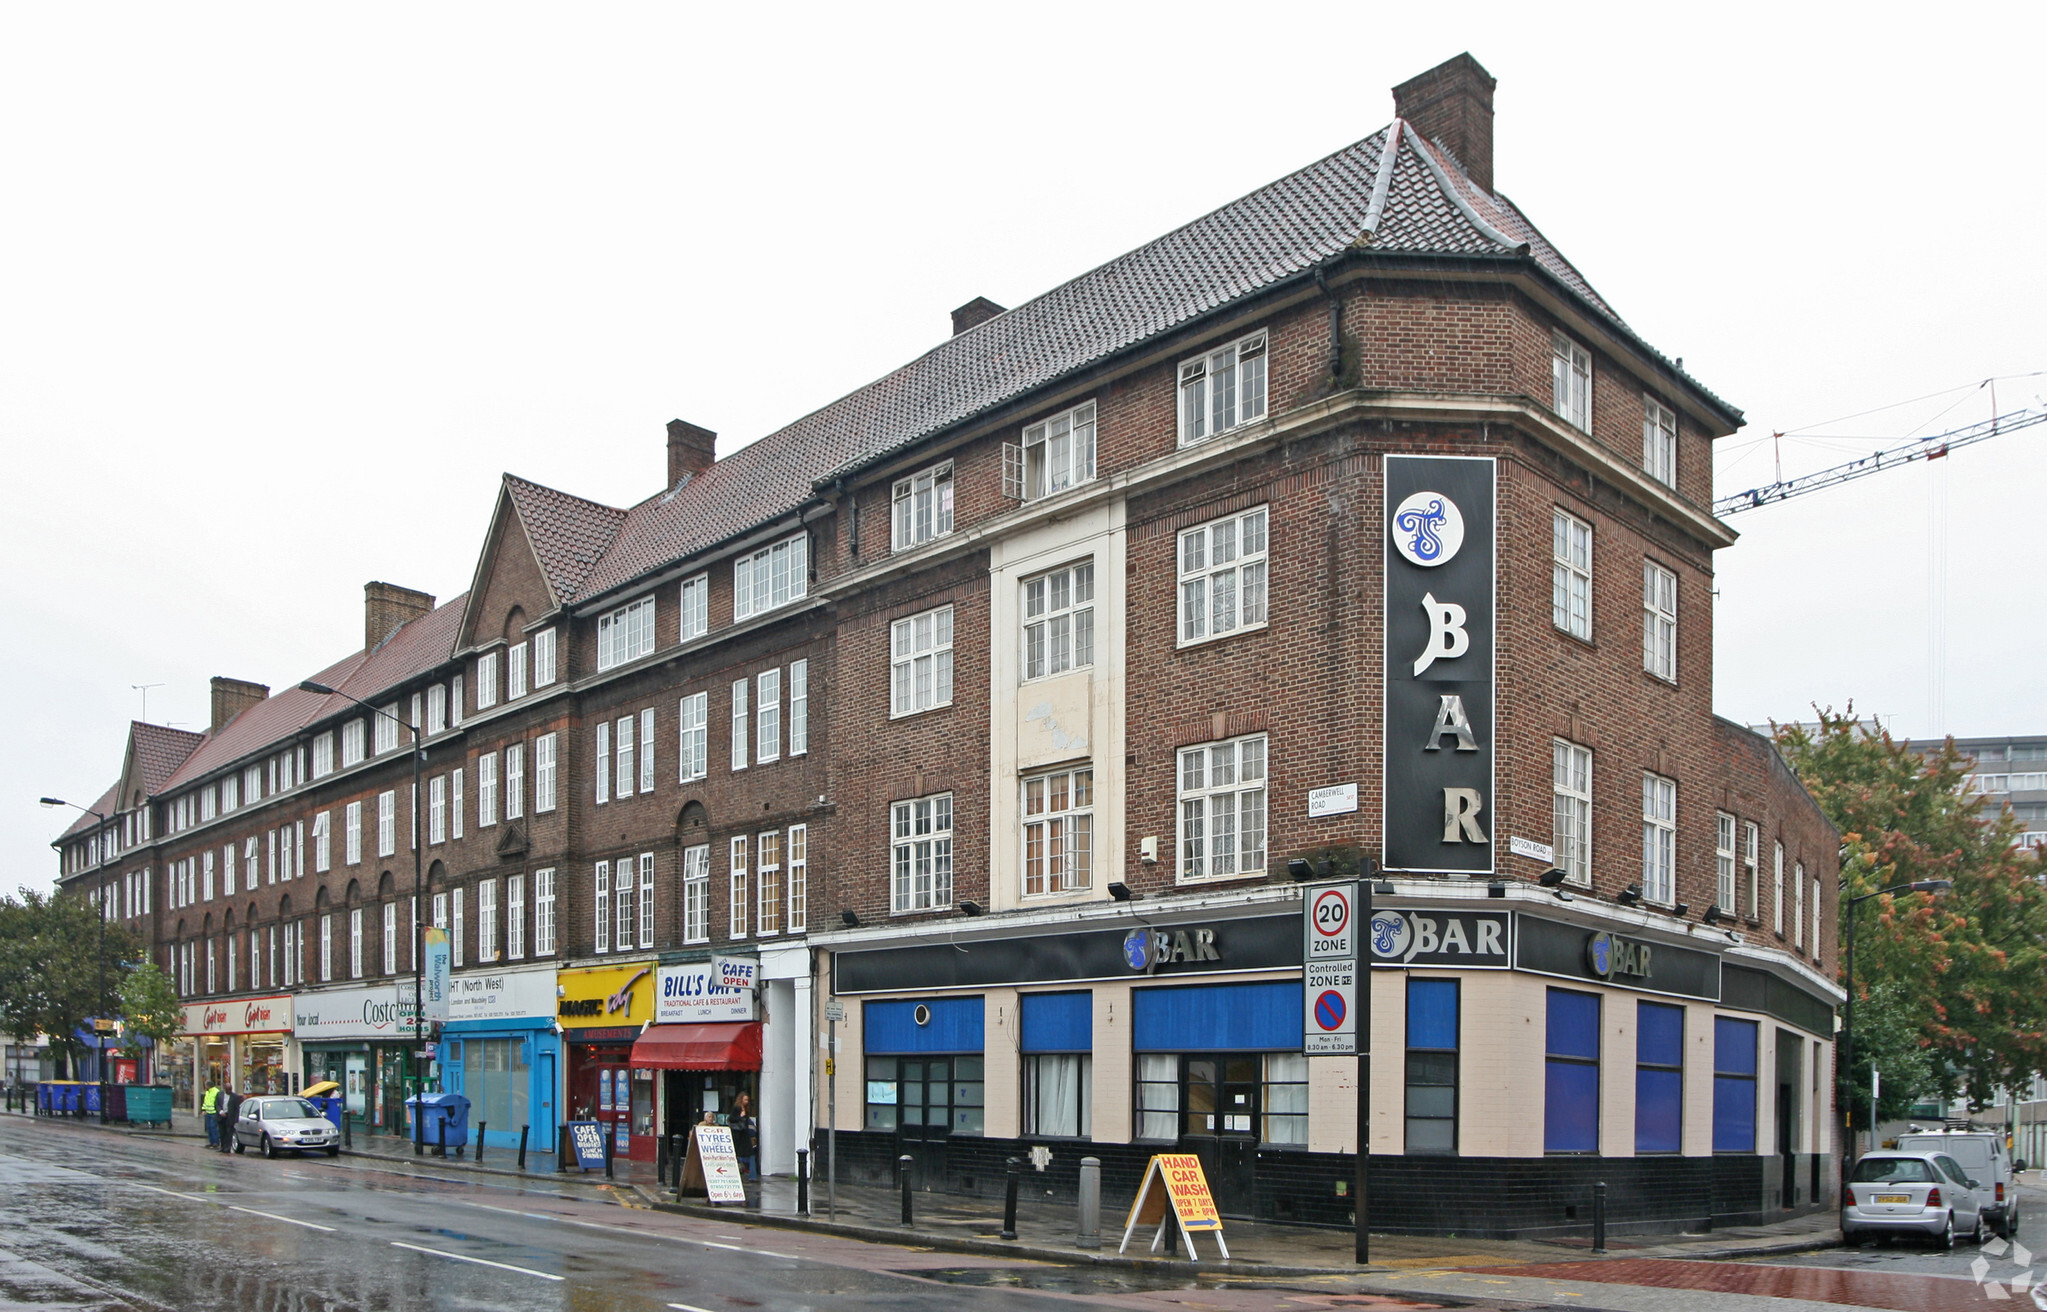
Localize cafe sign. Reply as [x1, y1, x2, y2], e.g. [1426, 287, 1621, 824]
[557, 962, 656, 1027]
[657, 963, 757, 1024]
[182, 994, 294, 1036]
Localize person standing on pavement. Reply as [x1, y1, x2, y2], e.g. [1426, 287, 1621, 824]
[731, 1093, 758, 1181]
[201, 1082, 221, 1148]
[218, 1085, 242, 1154]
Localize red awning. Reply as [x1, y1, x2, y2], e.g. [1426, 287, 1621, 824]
[630, 1022, 763, 1071]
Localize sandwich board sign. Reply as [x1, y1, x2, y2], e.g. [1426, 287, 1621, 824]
[680, 1124, 748, 1204]
[565, 1120, 607, 1171]
[1118, 1153, 1228, 1260]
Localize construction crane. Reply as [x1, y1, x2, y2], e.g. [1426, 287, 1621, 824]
[1715, 404, 2047, 517]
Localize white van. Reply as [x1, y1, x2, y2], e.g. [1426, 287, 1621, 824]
[1896, 1130, 2017, 1238]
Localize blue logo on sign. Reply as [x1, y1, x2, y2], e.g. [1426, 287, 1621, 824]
[1391, 490, 1466, 567]
[1369, 910, 1412, 959]
[1587, 931, 1613, 978]
[1396, 499, 1449, 559]
[1314, 990, 1347, 1031]
[1122, 928, 1152, 972]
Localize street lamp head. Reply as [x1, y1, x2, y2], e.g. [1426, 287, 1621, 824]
[298, 680, 338, 696]
[1911, 879, 1953, 895]
[39, 797, 66, 808]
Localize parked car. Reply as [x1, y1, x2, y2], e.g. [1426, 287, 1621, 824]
[1897, 1129, 2019, 1238]
[1843, 1151, 1987, 1247]
[232, 1096, 342, 1158]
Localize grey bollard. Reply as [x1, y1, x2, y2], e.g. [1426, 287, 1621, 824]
[1076, 1157, 1102, 1249]
[475, 1120, 486, 1164]
[796, 1148, 810, 1216]
[900, 1154, 915, 1225]
[518, 1124, 529, 1171]
[1592, 1180, 1608, 1253]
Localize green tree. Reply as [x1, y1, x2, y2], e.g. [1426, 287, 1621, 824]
[117, 960, 182, 1070]
[0, 887, 140, 1077]
[1777, 708, 2047, 1114]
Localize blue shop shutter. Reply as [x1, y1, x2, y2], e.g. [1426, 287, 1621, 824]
[1637, 1002, 1684, 1068]
[1020, 992, 1093, 1053]
[1406, 979, 1459, 1050]
[1545, 1059, 1600, 1152]
[1133, 982, 1300, 1052]
[1713, 1017, 1759, 1152]
[865, 997, 984, 1054]
[1636, 1068, 1683, 1153]
[1545, 988, 1601, 1060]
[1714, 1016, 1758, 1076]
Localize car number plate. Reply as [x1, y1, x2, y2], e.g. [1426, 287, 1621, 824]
[1875, 1194, 1910, 1204]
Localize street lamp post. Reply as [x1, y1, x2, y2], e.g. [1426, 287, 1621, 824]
[1841, 878, 1952, 1178]
[39, 797, 112, 1123]
[298, 682, 430, 1156]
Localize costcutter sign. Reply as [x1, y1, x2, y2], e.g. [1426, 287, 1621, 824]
[291, 984, 420, 1040]
[183, 994, 294, 1036]
[1383, 454, 1496, 873]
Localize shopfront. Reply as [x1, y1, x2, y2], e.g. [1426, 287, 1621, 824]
[557, 961, 658, 1162]
[823, 895, 1842, 1236]
[635, 961, 762, 1161]
[293, 983, 422, 1135]
[180, 995, 297, 1105]
[440, 964, 559, 1155]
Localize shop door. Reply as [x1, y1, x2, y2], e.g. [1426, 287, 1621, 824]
[1180, 1055, 1260, 1218]
[536, 1051, 555, 1151]
[894, 1056, 963, 1190]
[1777, 1083, 1796, 1207]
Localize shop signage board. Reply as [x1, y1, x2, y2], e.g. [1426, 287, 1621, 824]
[1302, 880, 1359, 1056]
[422, 928, 451, 1022]
[182, 995, 294, 1037]
[556, 962, 657, 1027]
[1366, 908, 1513, 969]
[1516, 915, 1721, 1002]
[656, 963, 757, 1023]
[291, 983, 420, 1041]
[681, 1124, 748, 1204]
[1382, 454, 1496, 873]
[447, 966, 558, 1024]
[1119, 1153, 1228, 1260]
[710, 955, 758, 993]
[565, 1120, 607, 1171]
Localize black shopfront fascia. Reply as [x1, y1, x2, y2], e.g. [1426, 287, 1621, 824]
[834, 915, 1300, 994]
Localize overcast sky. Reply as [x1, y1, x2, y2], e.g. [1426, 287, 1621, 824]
[7, 4, 2043, 890]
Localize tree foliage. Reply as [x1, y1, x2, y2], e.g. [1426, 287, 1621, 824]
[117, 960, 182, 1057]
[1777, 708, 2047, 1112]
[0, 886, 141, 1073]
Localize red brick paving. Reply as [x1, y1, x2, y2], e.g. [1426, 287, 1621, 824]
[1487, 1259, 1993, 1311]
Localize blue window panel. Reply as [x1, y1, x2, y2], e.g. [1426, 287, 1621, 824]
[1133, 982, 1300, 1052]
[1714, 1075, 1757, 1152]
[1407, 978, 1459, 1050]
[864, 997, 984, 1054]
[1636, 1068, 1683, 1153]
[1638, 1001, 1683, 1066]
[1545, 1059, 1600, 1152]
[1020, 991, 1093, 1053]
[1714, 1017, 1758, 1076]
[1546, 988, 1601, 1061]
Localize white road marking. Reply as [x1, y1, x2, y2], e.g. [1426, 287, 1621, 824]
[126, 1183, 335, 1231]
[389, 1240, 564, 1281]
[450, 1199, 791, 1259]
[670, 1303, 721, 1312]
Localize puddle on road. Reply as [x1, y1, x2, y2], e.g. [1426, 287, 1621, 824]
[900, 1266, 1205, 1294]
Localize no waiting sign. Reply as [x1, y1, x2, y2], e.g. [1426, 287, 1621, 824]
[1304, 881, 1357, 960]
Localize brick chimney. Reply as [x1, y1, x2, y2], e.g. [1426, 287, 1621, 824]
[364, 581, 435, 651]
[666, 419, 717, 487]
[950, 297, 1006, 337]
[209, 676, 269, 733]
[1393, 53, 1497, 195]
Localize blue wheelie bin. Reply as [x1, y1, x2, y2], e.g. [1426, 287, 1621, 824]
[405, 1092, 471, 1155]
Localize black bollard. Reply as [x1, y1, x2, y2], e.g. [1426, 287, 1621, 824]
[436, 1114, 447, 1159]
[604, 1122, 615, 1181]
[1592, 1180, 1608, 1253]
[655, 1132, 667, 1185]
[796, 1148, 810, 1216]
[1000, 1157, 1020, 1240]
[899, 1154, 915, 1226]
[343, 1110, 353, 1150]
[670, 1134, 684, 1191]
[518, 1124, 529, 1172]
[475, 1121, 486, 1164]
[557, 1124, 571, 1173]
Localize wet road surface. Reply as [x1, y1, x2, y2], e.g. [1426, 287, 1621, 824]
[0, 1119, 1433, 1312]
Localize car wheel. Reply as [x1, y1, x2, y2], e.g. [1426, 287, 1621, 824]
[262, 1135, 277, 1159]
[1970, 1211, 1985, 1245]
[2007, 1208, 2021, 1240]
[1937, 1213, 1956, 1250]
[326, 1145, 340, 1158]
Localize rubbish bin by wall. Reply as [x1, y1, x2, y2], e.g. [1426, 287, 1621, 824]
[305, 1095, 344, 1130]
[404, 1093, 471, 1149]
[124, 1085, 172, 1127]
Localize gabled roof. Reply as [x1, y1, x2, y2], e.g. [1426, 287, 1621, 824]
[566, 117, 1714, 604]
[131, 722, 206, 795]
[503, 474, 628, 608]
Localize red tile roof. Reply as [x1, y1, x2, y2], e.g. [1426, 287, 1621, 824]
[503, 474, 628, 607]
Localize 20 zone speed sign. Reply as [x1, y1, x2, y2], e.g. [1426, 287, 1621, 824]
[1304, 882, 1356, 960]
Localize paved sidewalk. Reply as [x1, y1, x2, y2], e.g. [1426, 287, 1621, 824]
[12, 1107, 1849, 1276]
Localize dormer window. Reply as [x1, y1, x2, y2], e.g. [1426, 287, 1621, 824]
[892, 463, 954, 550]
[733, 535, 808, 621]
[597, 596, 656, 671]
[1018, 403, 1095, 500]
[1178, 331, 1267, 445]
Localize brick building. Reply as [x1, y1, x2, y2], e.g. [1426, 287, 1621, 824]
[54, 54, 1839, 1236]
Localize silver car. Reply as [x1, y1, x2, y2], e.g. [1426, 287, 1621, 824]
[1842, 1150, 1986, 1247]
[231, 1096, 342, 1159]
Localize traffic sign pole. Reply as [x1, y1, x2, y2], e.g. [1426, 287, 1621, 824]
[1356, 878, 1371, 1266]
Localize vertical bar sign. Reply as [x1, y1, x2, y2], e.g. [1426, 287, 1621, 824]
[1382, 455, 1495, 873]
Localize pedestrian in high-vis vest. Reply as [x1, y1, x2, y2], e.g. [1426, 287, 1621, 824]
[201, 1083, 222, 1148]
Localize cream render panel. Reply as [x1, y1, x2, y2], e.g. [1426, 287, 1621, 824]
[982, 988, 1022, 1140]
[1457, 969, 1553, 1158]
[1091, 982, 1132, 1143]
[824, 990, 865, 1133]
[986, 499, 1127, 913]
[1683, 1002, 1714, 1157]
[1600, 984, 1638, 1158]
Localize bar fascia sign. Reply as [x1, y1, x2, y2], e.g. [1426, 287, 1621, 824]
[1119, 1153, 1228, 1260]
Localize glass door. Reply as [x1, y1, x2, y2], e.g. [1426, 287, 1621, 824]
[1178, 1054, 1261, 1218]
[869, 1055, 983, 1190]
